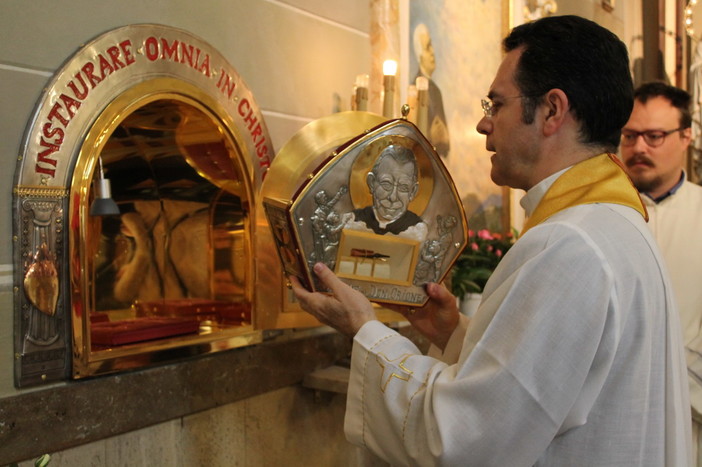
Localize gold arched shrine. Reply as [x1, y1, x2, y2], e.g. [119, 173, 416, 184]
[13, 24, 279, 386]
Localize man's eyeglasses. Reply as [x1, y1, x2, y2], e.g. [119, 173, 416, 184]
[620, 128, 684, 148]
[378, 180, 413, 194]
[481, 95, 531, 117]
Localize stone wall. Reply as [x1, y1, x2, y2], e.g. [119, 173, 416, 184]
[0, 0, 373, 464]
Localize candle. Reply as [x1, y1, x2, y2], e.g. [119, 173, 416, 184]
[406, 84, 417, 124]
[416, 76, 429, 134]
[382, 60, 397, 118]
[354, 74, 369, 111]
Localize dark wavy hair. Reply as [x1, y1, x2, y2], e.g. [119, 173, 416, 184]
[504, 15, 634, 151]
[634, 81, 692, 129]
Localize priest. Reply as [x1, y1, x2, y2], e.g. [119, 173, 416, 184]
[291, 15, 691, 466]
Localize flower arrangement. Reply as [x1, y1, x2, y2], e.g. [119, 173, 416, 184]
[451, 228, 516, 296]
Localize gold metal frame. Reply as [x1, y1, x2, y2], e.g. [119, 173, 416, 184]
[14, 24, 281, 385]
[263, 115, 468, 308]
[336, 229, 420, 286]
[69, 79, 261, 378]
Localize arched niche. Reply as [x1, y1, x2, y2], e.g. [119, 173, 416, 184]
[13, 24, 285, 386]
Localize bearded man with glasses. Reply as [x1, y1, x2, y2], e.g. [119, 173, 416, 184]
[621, 81, 702, 466]
[621, 82, 693, 199]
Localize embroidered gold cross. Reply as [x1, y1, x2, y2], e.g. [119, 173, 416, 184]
[376, 353, 414, 392]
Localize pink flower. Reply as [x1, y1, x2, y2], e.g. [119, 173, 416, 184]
[496, 249, 503, 258]
[471, 242, 479, 251]
[477, 229, 493, 240]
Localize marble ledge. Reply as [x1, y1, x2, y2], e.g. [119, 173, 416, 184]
[0, 317, 427, 465]
[0, 331, 353, 466]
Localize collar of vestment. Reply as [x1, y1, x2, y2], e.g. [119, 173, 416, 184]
[521, 153, 648, 235]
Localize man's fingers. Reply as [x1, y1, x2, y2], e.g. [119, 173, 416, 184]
[426, 282, 457, 308]
[289, 275, 331, 320]
[289, 266, 376, 337]
[290, 269, 346, 314]
[289, 276, 325, 310]
[289, 275, 310, 300]
[312, 262, 354, 298]
[289, 275, 303, 290]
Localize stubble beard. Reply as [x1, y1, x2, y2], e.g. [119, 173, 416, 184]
[631, 173, 663, 195]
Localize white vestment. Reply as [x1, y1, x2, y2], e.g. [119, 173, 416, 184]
[345, 171, 691, 466]
[643, 179, 702, 466]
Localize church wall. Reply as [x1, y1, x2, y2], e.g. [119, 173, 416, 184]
[0, 0, 369, 398]
[0, 0, 375, 464]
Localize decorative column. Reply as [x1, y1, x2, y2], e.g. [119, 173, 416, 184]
[370, 0, 400, 116]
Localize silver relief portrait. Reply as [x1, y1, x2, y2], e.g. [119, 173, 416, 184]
[285, 119, 467, 306]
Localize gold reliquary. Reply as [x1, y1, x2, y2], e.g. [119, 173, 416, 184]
[261, 111, 468, 306]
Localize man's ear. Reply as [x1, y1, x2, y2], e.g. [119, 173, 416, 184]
[366, 172, 376, 191]
[681, 127, 693, 148]
[409, 181, 419, 201]
[541, 89, 569, 136]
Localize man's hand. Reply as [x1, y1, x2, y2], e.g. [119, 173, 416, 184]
[290, 262, 377, 337]
[392, 282, 460, 351]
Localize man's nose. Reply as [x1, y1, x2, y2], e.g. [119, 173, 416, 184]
[476, 116, 491, 135]
[632, 133, 649, 152]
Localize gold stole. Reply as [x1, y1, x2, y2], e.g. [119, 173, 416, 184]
[521, 153, 648, 235]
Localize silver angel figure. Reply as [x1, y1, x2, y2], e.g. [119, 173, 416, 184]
[413, 214, 457, 284]
[310, 185, 349, 266]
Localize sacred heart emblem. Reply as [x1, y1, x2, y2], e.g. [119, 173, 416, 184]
[24, 242, 59, 316]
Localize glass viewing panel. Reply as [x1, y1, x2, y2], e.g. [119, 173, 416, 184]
[87, 99, 252, 351]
